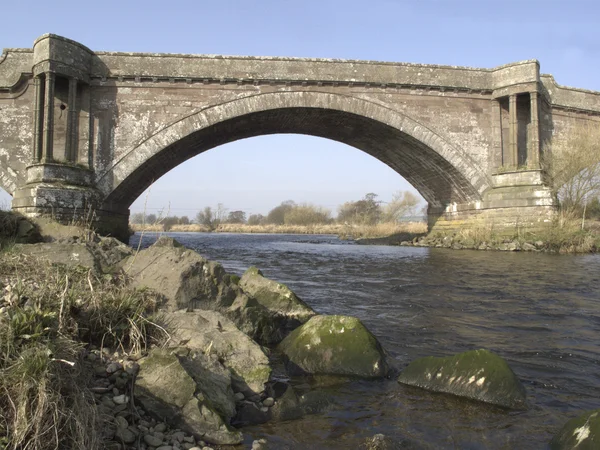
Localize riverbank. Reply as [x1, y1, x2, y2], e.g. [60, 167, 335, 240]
[357, 220, 600, 253]
[130, 221, 428, 239]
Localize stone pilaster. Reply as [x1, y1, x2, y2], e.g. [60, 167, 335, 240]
[509, 94, 518, 167]
[32, 75, 44, 162]
[66, 77, 78, 162]
[529, 91, 540, 169]
[42, 72, 55, 161]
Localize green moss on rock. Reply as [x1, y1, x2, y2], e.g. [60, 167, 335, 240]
[278, 315, 388, 378]
[550, 409, 600, 450]
[398, 349, 527, 410]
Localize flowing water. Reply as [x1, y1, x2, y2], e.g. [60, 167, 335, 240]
[130, 232, 600, 449]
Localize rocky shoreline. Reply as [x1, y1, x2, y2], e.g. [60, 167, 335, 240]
[1, 215, 597, 449]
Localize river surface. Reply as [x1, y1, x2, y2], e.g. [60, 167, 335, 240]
[130, 232, 600, 449]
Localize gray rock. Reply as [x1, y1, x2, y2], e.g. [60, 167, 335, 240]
[239, 266, 315, 324]
[121, 237, 236, 311]
[135, 349, 240, 445]
[398, 349, 527, 410]
[166, 310, 271, 395]
[262, 397, 275, 407]
[181, 397, 242, 445]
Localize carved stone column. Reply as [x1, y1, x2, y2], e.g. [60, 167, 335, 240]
[509, 94, 518, 167]
[42, 72, 55, 161]
[32, 75, 44, 162]
[529, 91, 540, 168]
[66, 77, 78, 162]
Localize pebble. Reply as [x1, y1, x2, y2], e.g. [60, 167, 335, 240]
[154, 422, 167, 433]
[171, 431, 185, 442]
[115, 427, 136, 444]
[144, 434, 164, 446]
[262, 397, 275, 407]
[106, 362, 123, 373]
[114, 415, 129, 429]
[157, 446, 174, 450]
[252, 438, 268, 450]
[234, 392, 245, 401]
[112, 394, 129, 405]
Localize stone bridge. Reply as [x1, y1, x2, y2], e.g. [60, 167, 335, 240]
[1, 34, 600, 240]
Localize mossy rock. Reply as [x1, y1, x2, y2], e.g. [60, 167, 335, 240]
[398, 349, 526, 410]
[550, 409, 600, 450]
[278, 315, 388, 378]
[239, 266, 315, 322]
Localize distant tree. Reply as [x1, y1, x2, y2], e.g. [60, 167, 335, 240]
[179, 215, 190, 225]
[162, 216, 180, 231]
[196, 207, 214, 229]
[267, 200, 296, 225]
[130, 212, 145, 224]
[284, 204, 331, 225]
[227, 210, 247, 224]
[247, 214, 266, 226]
[196, 204, 228, 230]
[145, 213, 157, 224]
[383, 191, 420, 222]
[337, 193, 382, 225]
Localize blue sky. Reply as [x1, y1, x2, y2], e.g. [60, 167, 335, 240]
[1, 0, 599, 217]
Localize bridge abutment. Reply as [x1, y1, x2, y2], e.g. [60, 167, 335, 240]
[429, 170, 556, 235]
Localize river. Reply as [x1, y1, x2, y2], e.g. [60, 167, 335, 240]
[130, 232, 600, 449]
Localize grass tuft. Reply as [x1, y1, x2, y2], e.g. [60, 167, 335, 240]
[0, 252, 169, 449]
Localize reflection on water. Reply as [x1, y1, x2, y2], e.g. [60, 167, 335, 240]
[130, 232, 600, 449]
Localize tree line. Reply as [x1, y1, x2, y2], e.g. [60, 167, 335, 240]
[130, 191, 423, 230]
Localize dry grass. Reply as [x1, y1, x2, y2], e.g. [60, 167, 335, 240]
[340, 222, 427, 239]
[130, 221, 428, 239]
[0, 252, 169, 449]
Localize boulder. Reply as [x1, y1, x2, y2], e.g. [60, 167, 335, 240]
[226, 293, 293, 345]
[550, 409, 600, 450]
[135, 349, 241, 445]
[397, 349, 527, 410]
[239, 266, 315, 326]
[278, 315, 389, 378]
[121, 237, 236, 311]
[167, 310, 271, 395]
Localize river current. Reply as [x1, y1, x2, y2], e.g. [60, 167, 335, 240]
[130, 232, 600, 449]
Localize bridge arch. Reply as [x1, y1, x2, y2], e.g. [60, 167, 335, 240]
[98, 91, 491, 212]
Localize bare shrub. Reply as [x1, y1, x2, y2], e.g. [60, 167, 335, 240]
[543, 122, 600, 220]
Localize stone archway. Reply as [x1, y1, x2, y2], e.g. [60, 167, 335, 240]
[97, 91, 489, 218]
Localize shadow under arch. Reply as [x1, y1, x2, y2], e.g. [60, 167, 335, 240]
[98, 91, 491, 213]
